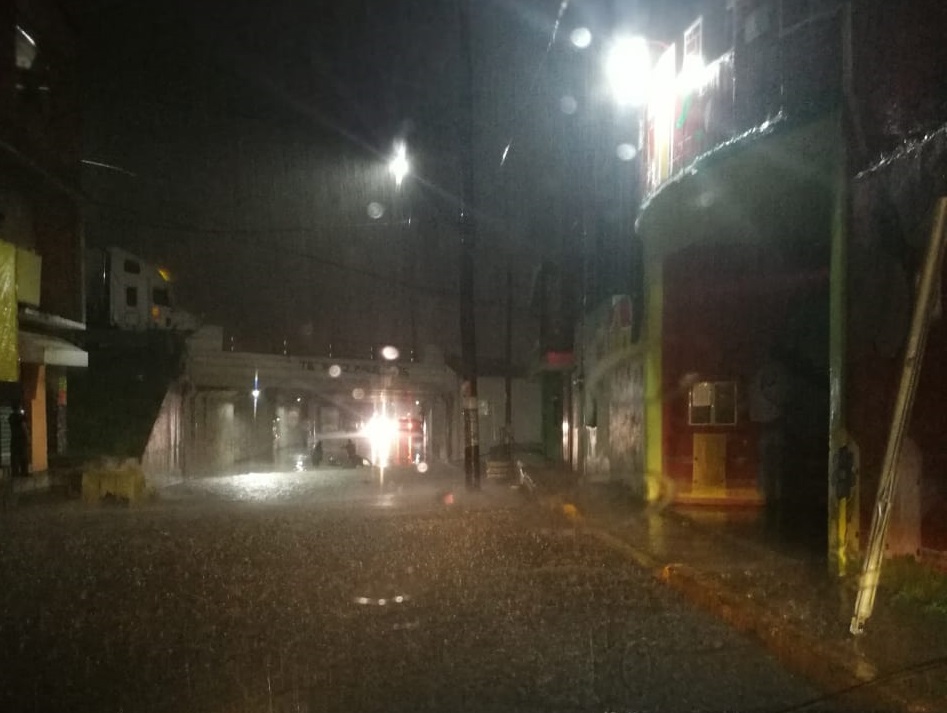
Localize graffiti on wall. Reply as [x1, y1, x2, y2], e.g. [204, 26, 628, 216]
[608, 360, 645, 476]
[580, 295, 645, 486]
[593, 295, 634, 361]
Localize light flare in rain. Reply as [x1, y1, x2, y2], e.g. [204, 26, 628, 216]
[362, 412, 398, 468]
[352, 594, 411, 606]
[616, 143, 637, 161]
[389, 140, 409, 186]
[569, 26, 592, 49]
[251, 369, 260, 418]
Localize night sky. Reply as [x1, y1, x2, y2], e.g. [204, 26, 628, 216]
[73, 0, 699, 362]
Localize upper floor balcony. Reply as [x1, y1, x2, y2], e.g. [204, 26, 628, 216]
[642, 47, 735, 200]
[640, 3, 843, 205]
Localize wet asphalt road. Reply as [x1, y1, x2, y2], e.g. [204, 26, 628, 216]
[0, 464, 834, 713]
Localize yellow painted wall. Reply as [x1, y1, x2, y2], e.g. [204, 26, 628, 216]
[643, 250, 663, 501]
[24, 363, 47, 472]
[15, 248, 41, 307]
[0, 241, 18, 382]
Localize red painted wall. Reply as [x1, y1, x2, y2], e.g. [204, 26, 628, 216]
[664, 244, 781, 490]
[663, 243, 828, 492]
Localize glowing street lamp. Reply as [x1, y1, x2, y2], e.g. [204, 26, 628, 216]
[604, 35, 654, 107]
[389, 140, 409, 187]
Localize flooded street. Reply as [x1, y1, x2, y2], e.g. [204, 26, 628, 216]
[0, 465, 834, 712]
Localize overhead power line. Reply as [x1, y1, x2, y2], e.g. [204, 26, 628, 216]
[86, 198, 510, 310]
[499, 0, 572, 170]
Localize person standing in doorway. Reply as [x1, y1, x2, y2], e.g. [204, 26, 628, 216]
[750, 349, 790, 525]
[8, 403, 29, 479]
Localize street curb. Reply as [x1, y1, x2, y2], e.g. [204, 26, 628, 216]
[583, 524, 941, 713]
[11, 472, 52, 494]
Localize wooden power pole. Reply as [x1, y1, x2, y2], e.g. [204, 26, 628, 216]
[458, 0, 480, 490]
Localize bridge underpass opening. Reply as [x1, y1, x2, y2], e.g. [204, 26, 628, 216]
[185, 343, 461, 475]
[270, 387, 436, 469]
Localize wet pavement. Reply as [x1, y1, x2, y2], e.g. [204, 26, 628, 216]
[0, 463, 839, 713]
[557, 483, 947, 712]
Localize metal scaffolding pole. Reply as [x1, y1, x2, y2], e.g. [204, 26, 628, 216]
[850, 196, 947, 634]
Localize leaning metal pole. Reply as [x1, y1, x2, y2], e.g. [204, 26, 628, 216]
[850, 196, 947, 634]
[458, 0, 481, 490]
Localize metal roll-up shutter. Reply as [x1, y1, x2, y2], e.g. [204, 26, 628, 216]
[0, 404, 11, 468]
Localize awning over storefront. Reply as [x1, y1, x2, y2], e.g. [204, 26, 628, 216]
[19, 330, 88, 367]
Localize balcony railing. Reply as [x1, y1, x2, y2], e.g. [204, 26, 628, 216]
[642, 49, 735, 200]
[641, 11, 843, 203]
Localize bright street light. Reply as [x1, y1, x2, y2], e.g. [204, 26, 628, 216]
[605, 35, 653, 107]
[389, 140, 409, 187]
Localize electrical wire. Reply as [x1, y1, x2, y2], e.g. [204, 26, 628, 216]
[499, 0, 572, 169]
[16, 4, 549, 315]
[86, 198, 509, 310]
[0, 135, 504, 309]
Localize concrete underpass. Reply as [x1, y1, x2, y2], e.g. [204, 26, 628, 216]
[153, 328, 462, 478]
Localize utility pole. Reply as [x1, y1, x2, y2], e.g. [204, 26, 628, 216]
[504, 265, 514, 464]
[458, 0, 480, 490]
[396, 175, 418, 361]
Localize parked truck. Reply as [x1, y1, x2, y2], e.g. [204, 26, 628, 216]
[86, 247, 199, 332]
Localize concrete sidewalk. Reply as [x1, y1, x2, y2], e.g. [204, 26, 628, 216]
[532, 475, 947, 712]
[1, 466, 84, 509]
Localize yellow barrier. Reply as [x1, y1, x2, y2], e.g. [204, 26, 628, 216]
[81, 461, 147, 504]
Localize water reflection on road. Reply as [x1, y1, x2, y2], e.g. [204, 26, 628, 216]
[0, 462, 832, 713]
[162, 462, 507, 513]
[177, 468, 372, 503]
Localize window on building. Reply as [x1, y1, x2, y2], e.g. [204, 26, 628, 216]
[688, 381, 738, 426]
[125, 286, 138, 307]
[152, 287, 170, 307]
[743, 2, 773, 43]
[724, 0, 736, 48]
[123, 259, 141, 274]
[684, 16, 702, 58]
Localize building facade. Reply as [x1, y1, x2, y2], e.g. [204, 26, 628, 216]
[626, 0, 947, 570]
[0, 0, 86, 477]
